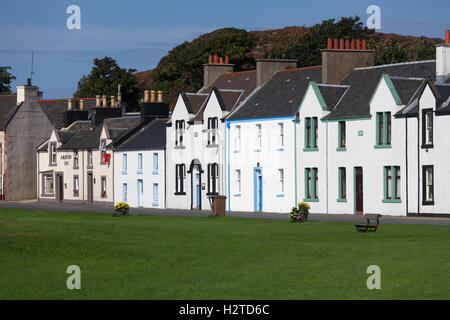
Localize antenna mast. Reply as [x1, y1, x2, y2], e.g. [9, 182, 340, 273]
[30, 51, 34, 85]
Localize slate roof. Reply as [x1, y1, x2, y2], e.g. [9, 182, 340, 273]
[316, 84, 349, 111]
[228, 66, 323, 119]
[38, 98, 97, 129]
[434, 84, 450, 114]
[323, 60, 436, 120]
[0, 95, 19, 129]
[181, 93, 208, 114]
[198, 70, 257, 103]
[394, 79, 428, 117]
[115, 118, 168, 151]
[192, 88, 244, 122]
[58, 116, 140, 150]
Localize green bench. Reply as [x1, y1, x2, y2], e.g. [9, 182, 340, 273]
[355, 214, 382, 232]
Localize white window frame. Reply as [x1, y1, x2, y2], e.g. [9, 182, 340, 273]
[256, 124, 262, 148]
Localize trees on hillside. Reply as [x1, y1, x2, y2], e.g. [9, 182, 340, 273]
[0, 66, 16, 95]
[74, 57, 140, 111]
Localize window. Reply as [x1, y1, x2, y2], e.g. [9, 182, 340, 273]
[73, 151, 79, 168]
[207, 117, 218, 145]
[422, 166, 434, 205]
[137, 153, 143, 173]
[49, 143, 57, 165]
[278, 169, 284, 194]
[278, 123, 284, 147]
[304, 167, 318, 200]
[422, 109, 433, 147]
[153, 183, 159, 206]
[73, 175, 79, 196]
[42, 173, 54, 195]
[153, 153, 158, 174]
[376, 112, 392, 147]
[122, 183, 127, 202]
[175, 120, 185, 147]
[304, 117, 318, 150]
[383, 166, 400, 202]
[175, 164, 186, 194]
[235, 125, 241, 150]
[207, 163, 219, 195]
[122, 154, 127, 173]
[235, 169, 241, 194]
[338, 167, 346, 200]
[101, 176, 107, 198]
[87, 150, 93, 168]
[338, 121, 346, 149]
[100, 139, 107, 164]
[256, 124, 262, 148]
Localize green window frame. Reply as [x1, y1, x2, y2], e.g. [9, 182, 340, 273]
[304, 117, 318, 151]
[375, 112, 392, 148]
[304, 167, 319, 202]
[337, 121, 346, 151]
[338, 167, 347, 202]
[383, 166, 401, 203]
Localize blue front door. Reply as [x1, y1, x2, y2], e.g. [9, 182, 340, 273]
[137, 179, 143, 207]
[196, 173, 200, 207]
[254, 168, 262, 212]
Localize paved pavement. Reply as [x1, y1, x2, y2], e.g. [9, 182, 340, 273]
[1, 200, 449, 226]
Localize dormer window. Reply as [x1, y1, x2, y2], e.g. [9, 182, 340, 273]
[207, 117, 218, 145]
[100, 139, 107, 164]
[175, 120, 185, 147]
[73, 151, 79, 168]
[49, 142, 57, 165]
[375, 112, 391, 148]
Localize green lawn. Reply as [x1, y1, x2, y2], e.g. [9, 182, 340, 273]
[0, 208, 449, 299]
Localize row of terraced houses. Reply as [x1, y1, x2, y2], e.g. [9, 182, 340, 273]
[1, 30, 449, 217]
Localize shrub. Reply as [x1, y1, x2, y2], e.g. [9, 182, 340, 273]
[289, 202, 310, 221]
[114, 201, 130, 215]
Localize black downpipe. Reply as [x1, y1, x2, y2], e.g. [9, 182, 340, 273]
[417, 115, 420, 216]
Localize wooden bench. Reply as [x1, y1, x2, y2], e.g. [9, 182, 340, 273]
[355, 214, 382, 232]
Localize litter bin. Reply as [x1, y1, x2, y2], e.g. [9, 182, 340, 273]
[211, 195, 227, 216]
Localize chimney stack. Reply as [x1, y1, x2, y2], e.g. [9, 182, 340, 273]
[79, 99, 84, 111]
[151, 90, 156, 102]
[96, 95, 101, 107]
[157, 90, 163, 102]
[102, 95, 107, 107]
[111, 96, 116, 107]
[256, 58, 297, 87]
[144, 90, 149, 103]
[16, 78, 39, 104]
[436, 29, 450, 83]
[203, 53, 234, 88]
[321, 38, 374, 84]
[67, 99, 73, 110]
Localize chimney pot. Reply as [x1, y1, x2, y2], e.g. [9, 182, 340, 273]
[111, 96, 116, 107]
[446, 30, 450, 44]
[144, 90, 149, 103]
[339, 39, 345, 50]
[362, 39, 367, 50]
[351, 39, 356, 50]
[327, 38, 333, 49]
[67, 99, 73, 110]
[150, 90, 156, 102]
[219, 57, 223, 64]
[214, 54, 219, 64]
[225, 55, 229, 64]
[157, 90, 163, 103]
[209, 55, 213, 64]
[79, 99, 84, 111]
[96, 95, 101, 107]
[102, 95, 107, 107]
[356, 39, 361, 50]
[333, 38, 338, 50]
[345, 39, 350, 50]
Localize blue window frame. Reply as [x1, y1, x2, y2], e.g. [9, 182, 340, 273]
[153, 153, 158, 174]
[152, 183, 159, 206]
[122, 183, 127, 202]
[122, 154, 127, 174]
[137, 153, 143, 174]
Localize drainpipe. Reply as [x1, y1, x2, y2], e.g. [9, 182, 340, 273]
[417, 115, 420, 215]
[226, 121, 231, 212]
[164, 149, 167, 209]
[294, 119, 298, 205]
[326, 121, 329, 214]
[405, 117, 409, 216]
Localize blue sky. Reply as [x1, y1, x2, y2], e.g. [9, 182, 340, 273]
[1, 0, 449, 98]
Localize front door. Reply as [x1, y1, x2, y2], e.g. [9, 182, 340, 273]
[195, 173, 200, 208]
[87, 172, 93, 204]
[137, 179, 143, 207]
[190, 164, 202, 210]
[56, 174, 64, 203]
[355, 167, 363, 215]
[254, 168, 262, 212]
